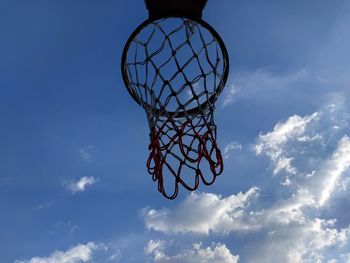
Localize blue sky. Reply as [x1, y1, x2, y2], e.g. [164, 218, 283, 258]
[1, 0, 350, 262]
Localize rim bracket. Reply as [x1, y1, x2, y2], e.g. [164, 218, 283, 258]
[145, 0, 208, 20]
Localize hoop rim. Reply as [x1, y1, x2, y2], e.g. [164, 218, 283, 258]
[121, 16, 229, 118]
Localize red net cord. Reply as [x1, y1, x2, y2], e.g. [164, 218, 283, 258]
[147, 118, 223, 199]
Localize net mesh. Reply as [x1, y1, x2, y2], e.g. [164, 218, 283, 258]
[123, 18, 227, 199]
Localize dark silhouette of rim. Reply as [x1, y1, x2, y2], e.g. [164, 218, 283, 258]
[121, 16, 229, 118]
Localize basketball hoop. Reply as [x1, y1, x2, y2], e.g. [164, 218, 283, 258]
[121, 0, 229, 199]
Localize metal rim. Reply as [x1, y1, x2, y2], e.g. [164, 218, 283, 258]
[121, 16, 229, 118]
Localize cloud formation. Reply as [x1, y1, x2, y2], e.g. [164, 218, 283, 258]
[143, 187, 259, 234]
[145, 240, 239, 263]
[221, 67, 311, 108]
[312, 135, 350, 206]
[223, 142, 242, 159]
[222, 83, 240, 107]
[66, 176, 98, 194]
[142, 102, 350, 262]
[247, 217, 349, 263]
[255, 112, 320, 175]
[79, 145, 94, 162]
[15, 242, 101, 263]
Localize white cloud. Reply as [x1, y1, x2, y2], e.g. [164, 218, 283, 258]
[221, 67, 310, 108]
[141, 106, 350, 262]
[253, 99, 350, 193]
[340, 175, 350, 191]
[248, 116, 350, 262]
[15, 242, 100, 263]
[145, 240, 239, 263]
[142, 188, 350, 263]
[145, 240, 166, 256]
[297, 134, 323, 142]
[36, 202, 53, 210]
[144, 191, 350, 262]
[255, 112, 320, 176]
[211, 8, 350, 261]
[254, 109, 350, 206]
[143, 187, 259, 234]
[273, 156, 296, 175]
[247, 218, 350, 263]
[66, 176, 98, 194]
[222, 83, 240, 107]
[250, 109, 350, 217]
[310, 135, 350, 206]
[223, 141, 242, 159]
[79, 145, 94, 162]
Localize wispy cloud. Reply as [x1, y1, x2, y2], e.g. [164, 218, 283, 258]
[223, 141, 242, 159]
[36, 201, 53, 210]
[247, 217, 350, 263]
[15, 242, 102, 263]
[79, 145, 94, 162]
[65, 176, 98, 194]
[220, 67, 310, 108]
[222, 83, 240, 107]
[314, 135, 350, 206]
[145, 240, 239, 263]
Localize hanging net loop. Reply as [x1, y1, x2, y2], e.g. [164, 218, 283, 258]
[121, 16, 229, 199]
